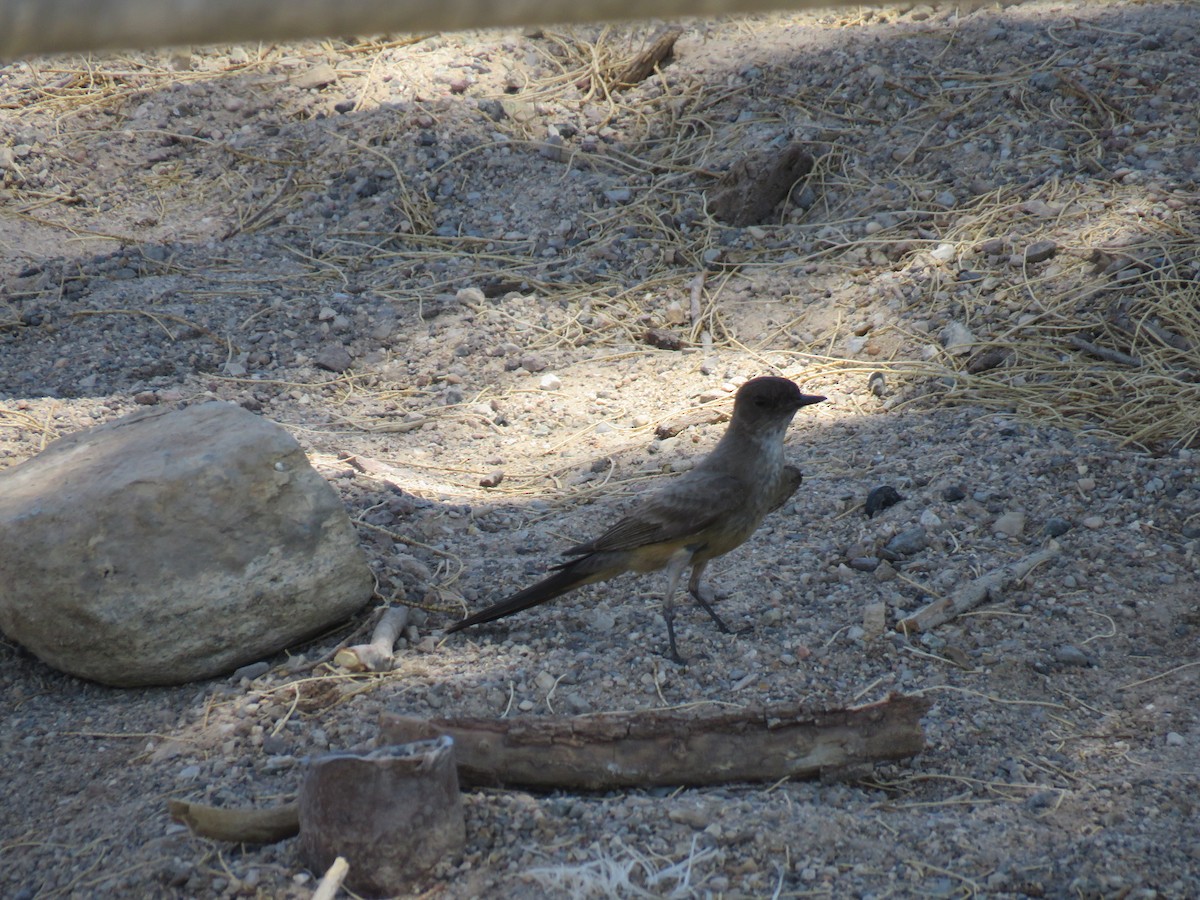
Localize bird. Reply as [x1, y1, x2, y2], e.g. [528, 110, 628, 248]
[446, 376, 825, 663]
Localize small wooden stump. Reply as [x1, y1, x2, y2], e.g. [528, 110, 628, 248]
[299, 736, 465, 897]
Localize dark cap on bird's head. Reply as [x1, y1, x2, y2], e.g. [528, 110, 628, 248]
[733, 376, 826, 418]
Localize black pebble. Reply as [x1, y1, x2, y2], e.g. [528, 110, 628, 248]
[865, 485, 905, 518]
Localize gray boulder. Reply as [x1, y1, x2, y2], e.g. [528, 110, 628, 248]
[0, 402, 372, 686]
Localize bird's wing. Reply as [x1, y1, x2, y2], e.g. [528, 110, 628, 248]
[564, 469, 746, 555]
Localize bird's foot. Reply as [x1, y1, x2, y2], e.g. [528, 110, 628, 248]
[664, 646, 689, 666]
[689, 586, 752, 636]
[663, 609, 688, 665]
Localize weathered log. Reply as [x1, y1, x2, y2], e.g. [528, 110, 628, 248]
[379, 693, 929, 789]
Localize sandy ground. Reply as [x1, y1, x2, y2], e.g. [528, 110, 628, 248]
[2, 1, 1199, 897]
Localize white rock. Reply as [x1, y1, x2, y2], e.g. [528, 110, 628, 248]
[0, 403, 371, 686]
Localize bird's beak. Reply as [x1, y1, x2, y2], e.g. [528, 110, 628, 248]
[797, 394, 826, 407]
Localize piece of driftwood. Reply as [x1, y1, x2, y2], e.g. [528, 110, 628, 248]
[898, 547, 1059, 634]
[654, 407, 728, 438]
[167, 798, 299, 842]
[611, 26, 683, 88]
[312, 857, 350, 900]
[333, 605, 409, 672]
[379, 693, 929, 789]
[708, 143, 815, 226]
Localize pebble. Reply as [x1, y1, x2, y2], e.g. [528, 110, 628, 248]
[994, 511, 1026, 537]
[232, 661, 270, 682]
[1023, 239, 1059, 264]
[942, 484, 966, 502]
[930, 242, 957, 262]
[919, 509, 942, 529]
[520, 354, 548, 372]
[1166, 732, 1185, 747]
[1044, 516, 1072, 537]
[1082, 515, 1105, 530]
[314, 345, 353, 373]
[538, 373, 561, 391]
[1053, 644, 1093, 667]
[883, 527, 928, 557]
[940, 321, 975, 355]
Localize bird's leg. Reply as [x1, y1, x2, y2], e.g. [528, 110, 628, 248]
[688, 562, 752, 636]
[660, 549, 693, 665]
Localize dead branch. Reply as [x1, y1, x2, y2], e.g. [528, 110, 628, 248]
[611, 27, 683, 89]
[333, 605, 409, 672]
[312, 857, 350, 900]
[1068, 334, 1142, 367]
[167, 798, 299, 843]
[898, 547, 1059, 634]
[379, 693, 929, 789]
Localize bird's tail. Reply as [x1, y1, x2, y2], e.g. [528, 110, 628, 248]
[444, 562, 595, 634]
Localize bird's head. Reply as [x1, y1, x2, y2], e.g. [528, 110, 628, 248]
[733, 376, 825, 423]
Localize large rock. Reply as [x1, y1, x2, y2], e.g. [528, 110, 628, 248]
[0, 402, 372, 686]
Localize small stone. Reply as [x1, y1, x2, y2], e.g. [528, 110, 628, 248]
[883, 527, 928, 557]
[873, 560, 897, 582]
[1023, 240, 1058, 264]
[1053, 644, 1093, 667]
[942, 484, 966, 502]
[314, 345, 353, 373]
[862, 602, 887, 638]
[1082, 515, 1105, 530]
[538, 373, 562, 391]
[294, 63, 338, 90]
[603, 188, 632, 203]
[994, 511, 1026, 537]
[848, 557, 880, 572]
[864, 485, 904, 518]
[232, 661, 271, 682]
[520, 354, 548, 373]
[930, 242, 957, 262]
[479, 471, 504, 488]
[940, 321, 975, 355]
[919, 509, 943, 529]
[1043, 516, 1071, 537]
[1166, 732, 1185, 747]
[456, 287, 486, 305]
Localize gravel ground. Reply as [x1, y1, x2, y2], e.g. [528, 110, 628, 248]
[2, 2, 1199, 897]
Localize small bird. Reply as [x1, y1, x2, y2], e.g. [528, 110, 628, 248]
[446, 376, 825, 662]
